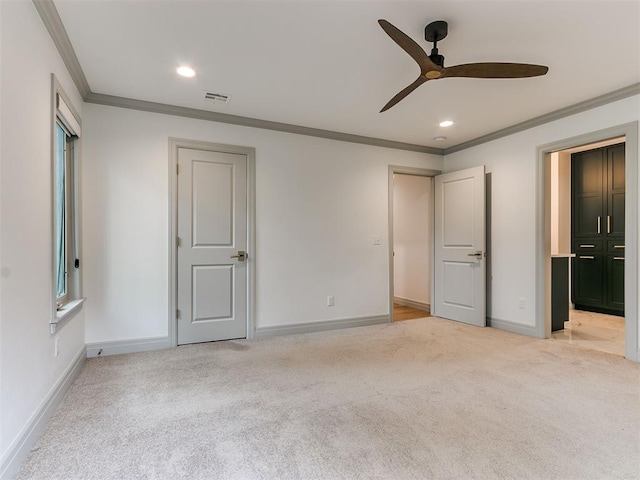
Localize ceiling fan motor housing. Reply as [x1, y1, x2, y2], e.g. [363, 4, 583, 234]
[429, 49, 445, 68]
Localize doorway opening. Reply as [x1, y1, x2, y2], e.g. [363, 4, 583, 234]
[388, 166, 440, 322]
[537, 122, 638, 362]
[549, 137, 625, 356]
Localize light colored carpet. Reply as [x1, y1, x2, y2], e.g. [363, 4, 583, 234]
[15, 317, 640, 479]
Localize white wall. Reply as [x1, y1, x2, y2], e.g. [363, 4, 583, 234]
[0, 0, 85, 473]
[557, 151, 572, 255]
[393, 174, 431, 305]
[550, 151, 571, 255]
[444, 95, 639, 331]
[82, 103, 442, 343]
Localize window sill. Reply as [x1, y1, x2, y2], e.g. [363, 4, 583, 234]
[51, 298, 85, 334]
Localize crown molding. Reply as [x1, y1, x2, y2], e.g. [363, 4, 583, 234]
[32, 0, 91, 98]
[444, 82, 640, 155]
[85, 92, 442, 154]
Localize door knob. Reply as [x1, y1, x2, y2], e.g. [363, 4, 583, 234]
[230, 251, 247, 261]
[467, 251, 483, 258]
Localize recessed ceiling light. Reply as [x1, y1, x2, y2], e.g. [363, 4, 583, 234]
[439, 120, 454, 128]
[433, 136, 447, 142]
[176, 66, 196, 78]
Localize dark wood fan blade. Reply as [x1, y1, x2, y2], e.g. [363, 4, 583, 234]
[442, 63, 548, 79]
[380, 76, 428, 112]
[378, 19, 440, 75]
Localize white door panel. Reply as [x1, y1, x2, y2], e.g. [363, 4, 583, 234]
[177, 148, 247, 344]
[442, 261, 475, 307]
[434, 166, 486, 326]
[442, 177, 475, 246]
[192, 161, 234, 246]
[192, 265, 233, 320]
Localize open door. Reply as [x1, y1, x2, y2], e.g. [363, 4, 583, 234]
[433, 166, 486, 326]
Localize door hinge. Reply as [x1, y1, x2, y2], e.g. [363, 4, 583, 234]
[176, 309, 181, 319]
[176, 164, 180, 175]
[177, 236, 181, 248]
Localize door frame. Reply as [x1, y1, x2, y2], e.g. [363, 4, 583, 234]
[536, 122, 638, 362]
[169, 138, 256, 346]
[388, 165, 441, 322]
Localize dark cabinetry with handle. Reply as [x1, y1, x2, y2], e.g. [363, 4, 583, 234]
[571, 143, 624, 316]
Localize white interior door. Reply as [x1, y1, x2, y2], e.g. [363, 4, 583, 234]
[177, 148, 248, 344]
[433, 166, 486, 326]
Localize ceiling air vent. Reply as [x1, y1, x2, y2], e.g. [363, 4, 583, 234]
[204, 92, 231, 105]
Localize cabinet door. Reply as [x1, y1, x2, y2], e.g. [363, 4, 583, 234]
[572, 149, 604, 238]
[607, 144, 625, 237]
[572, 254, 604, 306]
[607, 255, 625, 311]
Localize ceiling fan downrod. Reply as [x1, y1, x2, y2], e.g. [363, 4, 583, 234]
[425, 20, 448, 67]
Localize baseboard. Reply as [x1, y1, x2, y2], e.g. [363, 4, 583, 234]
[487, 317, 540, 338]
[86, 336, 171, 357]
[254, 315, 390, 339]
[0, 346, 86, 480]
[393, 297, 430, 313]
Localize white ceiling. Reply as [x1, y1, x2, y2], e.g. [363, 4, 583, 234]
[53, 0, 640, 149]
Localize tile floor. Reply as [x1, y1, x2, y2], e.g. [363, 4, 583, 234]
[551, 309, 625, 356]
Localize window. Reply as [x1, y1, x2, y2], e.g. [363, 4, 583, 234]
[51, 78, 83, 333]
[54, 121, 72, 304]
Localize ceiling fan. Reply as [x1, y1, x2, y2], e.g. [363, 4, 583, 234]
[378, 19, 549, 112]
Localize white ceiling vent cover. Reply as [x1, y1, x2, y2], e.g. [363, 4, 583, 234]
[204, 92, 232, 104]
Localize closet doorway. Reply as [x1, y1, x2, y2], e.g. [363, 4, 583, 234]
[388, 166, 440, 322]
[549, 137, 625, 356]
[536, 122, 640, 362]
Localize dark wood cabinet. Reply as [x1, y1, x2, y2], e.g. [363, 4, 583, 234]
[571, 143, 624, 316]
[551, 256, 570, 332]
[573, 149, 605, 238]
[607, 145, 626, 236]
[607, 255, 625, 310]
[573, 254, 604, 306]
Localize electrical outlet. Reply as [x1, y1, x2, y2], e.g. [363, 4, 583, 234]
[518, 297, 525, 309]
[327, 295, 335, 307]
[54, 337, 60, 358]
